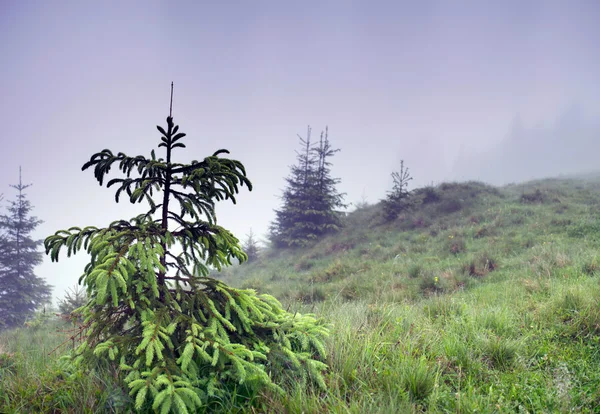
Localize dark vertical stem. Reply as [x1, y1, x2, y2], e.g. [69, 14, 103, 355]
[158, 84, 174, 301]
[15, 167, 22, 281]
[169, 82, 174, 118]
[303, 126, 311, 188]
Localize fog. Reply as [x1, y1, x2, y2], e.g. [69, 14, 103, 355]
[453, 105, 600, 184]
[0, 0, 598, 304]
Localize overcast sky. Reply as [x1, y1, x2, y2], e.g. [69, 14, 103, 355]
[1, 0, 599, 304]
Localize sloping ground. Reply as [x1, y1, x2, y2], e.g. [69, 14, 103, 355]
[219, 178, 600, 306]
[3, 176, 600, 412]
[214, 177, 600, 412]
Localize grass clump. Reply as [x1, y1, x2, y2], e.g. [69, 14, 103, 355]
[483, 336, 519, 370]
[401, 356, 437, 402]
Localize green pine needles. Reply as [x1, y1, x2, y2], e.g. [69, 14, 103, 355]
[44, 97, 329, 413]
[270, 126, 346, 248]
[0, 169, 52, 330]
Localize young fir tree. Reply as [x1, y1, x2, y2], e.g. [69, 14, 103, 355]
[0, 168, 52, 330]
[242, 228, 260, 263]
[44, 86, 329, 413]
[381, 160, 413, 222]
[58, 284, 88, 316]
[270, 126, 345, 248]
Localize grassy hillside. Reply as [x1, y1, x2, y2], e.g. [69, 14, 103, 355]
[3, 176, 600, 412]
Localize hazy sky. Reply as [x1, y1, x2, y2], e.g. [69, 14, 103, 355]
[1, 0, 598, 304]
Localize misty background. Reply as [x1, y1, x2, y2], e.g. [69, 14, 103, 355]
[1, 0, 599, 304]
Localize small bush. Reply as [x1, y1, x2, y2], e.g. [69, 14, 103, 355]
[582, 258, 600, 275]
[340, 285, 359, 301]
[438, 181, 501, 197]
[437, 198, 463, 214]
[520, 189, 546, 204]
[463, 253, 497, 277]
[468, 215, 481, 224]
[446, 235, 466, 255]
[474, 226, 490, 238]
[407, 264, 423, 279]
[409, 216, 429, 229]
[412, 186, 441, 204]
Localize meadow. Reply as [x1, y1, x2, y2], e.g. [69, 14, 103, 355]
[2, 176, 600, 412]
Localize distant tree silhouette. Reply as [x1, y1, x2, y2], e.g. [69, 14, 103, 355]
[57, 284, 88, 316]
[270, 126, 345, 247]
[242, 228, 260, 263]
[0, 168, 52, 330]
[381, 160, 413, 222]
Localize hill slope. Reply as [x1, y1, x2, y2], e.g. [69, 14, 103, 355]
[221, 178, 600, 305]
[3, 176, 600, 412]
[214, 176, 600, 412]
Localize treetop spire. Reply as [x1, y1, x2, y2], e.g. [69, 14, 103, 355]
[169, 81, 174, 118]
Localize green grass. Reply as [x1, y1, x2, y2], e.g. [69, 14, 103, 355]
[0, 319, 128, 413]
[3, 176, 600, 412]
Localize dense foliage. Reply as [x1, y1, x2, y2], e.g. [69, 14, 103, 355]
[44, 104, 329, 413]
[0, 170, 52, 330]
[270, 126, 345, 247]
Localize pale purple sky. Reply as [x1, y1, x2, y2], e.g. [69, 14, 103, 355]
[1, 0, 599, 303]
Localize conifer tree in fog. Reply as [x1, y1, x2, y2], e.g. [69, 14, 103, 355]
[242, 228, 260, 263]
[44, 86, 329, 413]
[57, 284, 88, 316]
[0, 169, 52, 330]
[313, 127, 346, 232]
[270, 126, 345, 247]
[381, 160, 413, 221]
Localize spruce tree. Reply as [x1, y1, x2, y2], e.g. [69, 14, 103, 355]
[242, 228, 260, 263]
[381, 160, 413, 222]
[57, 284, 88, 316]
[313, 127, 346, 233]
[44, 86, 329, 413]
[270, 126, 345, 248]
[270, 126, 318, 247]
[0, 169, 52, 330]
